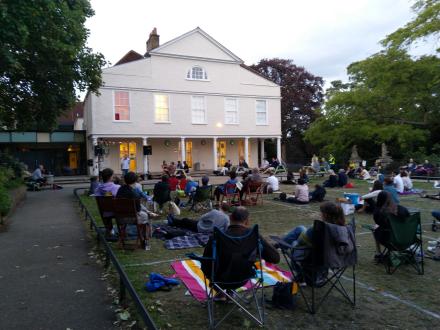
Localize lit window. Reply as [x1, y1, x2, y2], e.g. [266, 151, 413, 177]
[191, 96, 206, 124]
[187, 66, 208, 80]
[224, 98, 239, 124]
[154, 95, 170, 122]
[114, 91, 130, 121]
[256, 100, 268, 125]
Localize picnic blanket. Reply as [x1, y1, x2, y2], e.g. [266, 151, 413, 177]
[171, 259, 292, 301]
[165, 233, 210, 250]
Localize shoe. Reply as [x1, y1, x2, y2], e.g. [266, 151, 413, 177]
[166, 214, 174, 225]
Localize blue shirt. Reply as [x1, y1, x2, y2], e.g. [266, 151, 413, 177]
[384, 185, 400, 204]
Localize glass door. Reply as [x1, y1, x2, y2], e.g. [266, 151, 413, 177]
[119, 142, 137, 172]
[186, 141, 193, 167]
[217, 140, 227, 167]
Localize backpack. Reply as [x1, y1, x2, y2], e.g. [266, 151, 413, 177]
[271, 281, 298, 310]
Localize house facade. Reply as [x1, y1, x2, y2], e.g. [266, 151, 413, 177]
[84, 27, 282, 175]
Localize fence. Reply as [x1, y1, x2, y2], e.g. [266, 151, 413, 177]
[73, 188, 157, 330]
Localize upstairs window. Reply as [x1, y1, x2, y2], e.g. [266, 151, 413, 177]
[114, 91, 130, 121]
[256, 100, 268, 125]
[187, 66, 208, 80]
[191, 96, 206, 124]
[154, 94, 170, 122]
[224, 98, 239, 124]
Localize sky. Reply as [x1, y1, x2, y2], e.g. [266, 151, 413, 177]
[85, 0, 418, 87]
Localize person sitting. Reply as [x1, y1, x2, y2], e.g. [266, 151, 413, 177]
[167, 162, 176, 176]
[355, 180, 383, 214]
[358, 166, 371, 180]
[346, 163, 356, 179]
[161, 160, 169, 174]
[31, 164, 46, 184]
[263, 157, 280, 174]
[320, 157, 330, 172]
[383, 177, 400, 204]
[281, 171, 296, 185]
[323, 170, 338, 188]
[337, 169, 348, 187]
[168, 175, 179, 191]
[214, 172, 238, 202]
[94, 168, 120, 197]
[260, 158, 270, 171]
[167, 202, 230, 233]
[203, 207, 280, 264]
[217, 160, 232, 176]
[241, 168, 263, 199]
[309, 184, 326, 202]
[134, 175, 150, 200]
[184, 176, 198, 197]
[89, 176, 99, 196]
[239, 159, 249, 169]
[183, 161, 190, 173]
[186, 175, 209, 205]
[176, 161, 183, 170]
[372, 191, 409, 261]
[400, 171, 413, 191]
[265, 170, 279, 193]
[153, 175, 172, 211]
[311, 154, 320, 173]
[299, 168, 309, 183]
[407, 158, 416, 173]
[392, 171, 404, 194]
[286, 178, 309, 204]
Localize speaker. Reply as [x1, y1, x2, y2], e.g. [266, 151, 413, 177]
[87, 159, 94, 167]
[143, 145, 152, 155]
[94, 145, 103, 156]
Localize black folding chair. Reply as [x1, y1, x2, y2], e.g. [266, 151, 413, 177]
[190, 185, 213, 211]
[188, 225, 265, 329]
[271, 219, 357, 314]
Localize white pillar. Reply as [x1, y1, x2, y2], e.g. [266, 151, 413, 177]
[92, 136, 99, 176]
[260, 138, 265, 165]
[142, 137, 149, 175]
[213, 137, 218, 170]
[244, 137, 249, 165]
[181, 137, 186, 162]
[276, 137, 282, 162]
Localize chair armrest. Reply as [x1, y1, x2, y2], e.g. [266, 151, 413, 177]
[186, 253, 214, 262]
[269, 235, 294, 251]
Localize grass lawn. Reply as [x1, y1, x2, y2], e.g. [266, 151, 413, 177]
[78, 178, 440, 329]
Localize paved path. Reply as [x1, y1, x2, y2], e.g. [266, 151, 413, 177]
[0, 186, 115, 330]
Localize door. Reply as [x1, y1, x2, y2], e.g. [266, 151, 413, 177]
[217, 140, 227, 167]
[238, 140, 251, 164]
[119, 142, 137, 172]
[186, 141, 193, 167]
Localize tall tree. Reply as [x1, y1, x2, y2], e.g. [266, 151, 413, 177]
[0, 0, 106, 130]
[249, 58, 324, 162]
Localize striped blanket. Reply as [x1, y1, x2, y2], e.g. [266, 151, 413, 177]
[171, 259, 292, 302]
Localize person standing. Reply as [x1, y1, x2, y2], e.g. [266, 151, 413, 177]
[121, 154, 130, 176]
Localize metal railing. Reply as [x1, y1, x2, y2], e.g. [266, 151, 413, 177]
[73, 188, 157, 330]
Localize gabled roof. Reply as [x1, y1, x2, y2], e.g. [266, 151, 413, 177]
[114, 50, 144, 66]
[148, 27, 243, 63]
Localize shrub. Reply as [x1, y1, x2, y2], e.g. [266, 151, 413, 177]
[0, 186, 11, 217]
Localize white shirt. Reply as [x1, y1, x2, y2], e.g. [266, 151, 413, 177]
[360, 169, 371, 180]
[402, 176, 413, 190]
[393, 175, 404, 193]
[121, 157, 130, 170]
[266, 175, 279, 191]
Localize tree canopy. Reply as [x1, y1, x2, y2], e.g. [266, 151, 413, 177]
[0, 0, 106, 130]
[250, 58, 324, 162]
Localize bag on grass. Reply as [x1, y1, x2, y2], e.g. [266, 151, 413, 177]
[271, 281, 298, 310]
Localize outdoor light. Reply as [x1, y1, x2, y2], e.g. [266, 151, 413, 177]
[216, 122, 223, 128]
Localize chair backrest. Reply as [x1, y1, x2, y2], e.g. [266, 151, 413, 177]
[154, 182, 171, 205]
[112, 198, 138, 225]
[387, 212, 420, 250]
[224, 183, 238, 195]
[193, 185, 212, 203]
[247, 181, 263, 193]
[207, 225, 260, 286]
[95, 196, 114, 219]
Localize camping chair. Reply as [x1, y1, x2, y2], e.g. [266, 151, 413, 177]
[274, 161, 287, 175]
[381, 211, 424, 275]
[271, 219, 357, 314]
[243, 182, 264, 206]
[187, 225, 265, 329]
[220, 183, 241, 207]
[112, 198, 149, 249]
[190, 185, 213, 211]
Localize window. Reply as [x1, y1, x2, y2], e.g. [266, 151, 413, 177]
[114, 91, 130, 121]
[191, 96, 206, 124]
[154, 94, 170, 122]
[186, 66, 208, 80]
[256, 100, 268, 125]
[224, 98, 239, 124]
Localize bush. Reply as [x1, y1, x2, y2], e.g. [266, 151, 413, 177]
[0, 186, 11, 217]
[0, 152, 24, 179]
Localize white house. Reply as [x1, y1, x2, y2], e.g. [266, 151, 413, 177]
[84, 27, 282, 175]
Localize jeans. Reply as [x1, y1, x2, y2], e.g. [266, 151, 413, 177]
[122, 169, 129, 176]
[283, 225, 307, 245]
[433, 211, 440, 221]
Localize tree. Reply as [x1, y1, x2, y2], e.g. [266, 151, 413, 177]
[0, 0, 106, 130]
[305, 49, 439, 163]
[249, 58, 324, 163]
[382, 0, 440, 50]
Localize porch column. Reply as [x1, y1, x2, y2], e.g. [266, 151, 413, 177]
[181, 137, 186, 162]
[213, 136, 218, 170]
[142, 137, 149, 175]
[276, 137, 282, 162]
[244, 136, 249, 165]
[92, 136, 99, 176]
[260, 138, 265, 165]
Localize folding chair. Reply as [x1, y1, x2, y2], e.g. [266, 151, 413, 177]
[190, 185, 213, 211]
[187, 225, 265, 329]
[243, 182, 264, 206]
[112, 198, 150, 249]
[380, 211, 424, 275]
[272, 219, 357, 314]
[95, 196, 115, 234]
[274, 162, 287, 175]
[220, 183, 241, 207]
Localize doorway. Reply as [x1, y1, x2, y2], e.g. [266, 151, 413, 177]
[119, 142, 137, 171]
[186, 141, 193, 167]
[238, 140, 251, 164]
[217, 140, 227, 167]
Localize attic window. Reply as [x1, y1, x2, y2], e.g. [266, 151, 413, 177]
[187, 66, 208, 80]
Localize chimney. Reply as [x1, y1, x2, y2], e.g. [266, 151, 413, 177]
[146, 28, 160, 52]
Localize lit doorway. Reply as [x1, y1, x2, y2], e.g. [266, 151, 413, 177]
[119, 142, 137, 171]
[238, 140, 251, 164]
[178, 141, 193, 167]
[217, 140, 227, 167]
